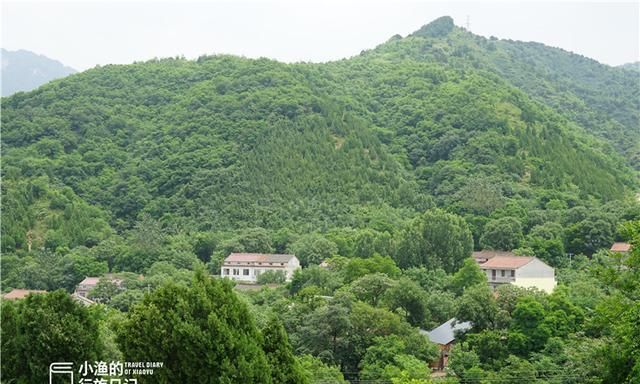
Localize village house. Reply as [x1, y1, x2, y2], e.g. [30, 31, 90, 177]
[473, 251, 557, 293]
[220, 253, 301, 283]
[610, 242, 632, 253]
[75, 275, 124, 298]
[421, 318, 472, 371]
[2, 289, 47, 300]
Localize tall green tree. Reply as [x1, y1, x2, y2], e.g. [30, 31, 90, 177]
[456, 283, 498, 331]
[508, 297, 551, 356]
[116, 270, 272, 383]
[498, 355, 537, 384]
[359, 336, 431, 382]
[480, 216, 524, 251]
[395, 209, 473, 272]
[592, 223, 640, 382]
[383, 278, 429, 327]
[1, 290, 103, 383]
[288, 234, 338, 267]
[342, 255, 401, 283]
[297, 300, 352, 367]
[450, 257, 487, 295]
[346, 273, 397, 307]
[262, 316, 308, 384]
[566, 217, 616, 256]
[298, 355, 347, 384]
[466, 330, 510, 368]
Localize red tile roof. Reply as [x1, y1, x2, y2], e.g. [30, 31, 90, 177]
[472, 250, 517, 260]
[224, 253, 295, 263]
[610, 242, 632, 252]
[3, 289, 47, 300]
[78, 277, 101, 286]
[78, 276, 123, 286]
[479, 255, 534, 269]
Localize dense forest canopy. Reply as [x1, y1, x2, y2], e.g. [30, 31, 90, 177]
[2, 15, 639, 383]
[619, 61, 640, 72]
[2, 19, 638, 248]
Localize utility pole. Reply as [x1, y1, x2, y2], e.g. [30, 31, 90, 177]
[466, 15, 471, 30]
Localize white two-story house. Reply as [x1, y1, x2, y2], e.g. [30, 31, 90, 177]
[220, 253, 301, 283]
[473, 251, 556, 293]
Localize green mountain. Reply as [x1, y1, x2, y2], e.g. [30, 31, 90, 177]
[1, 17, 638, 255]
[1, 49, 76, 96]
[371, 16, 640, 168]
[619, 61, 640, 72]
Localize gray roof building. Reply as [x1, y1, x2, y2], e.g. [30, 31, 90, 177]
[422, 318, 473, 345]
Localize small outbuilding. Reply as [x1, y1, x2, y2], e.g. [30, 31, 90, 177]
[421, 318, 472, 370]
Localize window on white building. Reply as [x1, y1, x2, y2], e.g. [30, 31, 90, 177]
[223, 269, 229, 275]
[243, 269, 250, 276]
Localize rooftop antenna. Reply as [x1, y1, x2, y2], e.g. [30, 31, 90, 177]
[466, 15, 471, 30]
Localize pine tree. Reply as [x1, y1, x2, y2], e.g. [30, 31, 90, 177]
[117, 270, 271, 383]
[1, 290, 103, 383]
[262, 316, 308, 384]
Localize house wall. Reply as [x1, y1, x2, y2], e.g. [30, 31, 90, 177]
[512, 277, 556, 293]
[516, 258, 554, 278]
[483, 268, 516, 284]
[76, 284, 96, 297]
[482, 259, 556, 293]
[220, 265, 297, 282]
[220, 256, 301, 283]
[286, 257, 301, 280]
[429, 342, 454, 371]
[514, 259, 556, 293]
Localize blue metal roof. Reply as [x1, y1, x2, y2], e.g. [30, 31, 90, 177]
[421, 318, 472, 345]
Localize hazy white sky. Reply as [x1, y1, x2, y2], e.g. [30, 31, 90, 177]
[2, 0, 639, 71]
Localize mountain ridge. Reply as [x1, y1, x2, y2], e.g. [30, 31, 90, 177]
[1, 48, 76, 97]
[365, 19, 640, 167]
[619, 61, 640, 72]
[1, 17, 637, 255]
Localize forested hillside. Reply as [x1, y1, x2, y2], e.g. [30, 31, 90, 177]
[2, 16, 639, 383]
[2, 18, 637, 251]
[370, 16, 640, 168]
[619, 61, 640, 72]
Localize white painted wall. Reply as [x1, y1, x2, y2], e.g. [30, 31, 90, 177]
[512, 277, 557, 293]
[220, 256, 301, 282]
[514, 258, 556, 293]
[483, 258, 556, 293]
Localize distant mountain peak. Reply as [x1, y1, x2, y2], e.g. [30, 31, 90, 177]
[411, 16, 456, 38]
[1, 48, 76, 96]
[618, 61, 640, 72]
